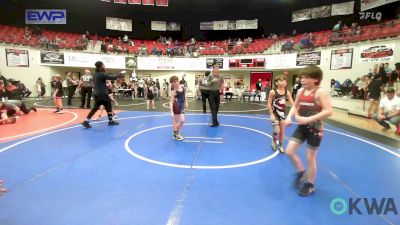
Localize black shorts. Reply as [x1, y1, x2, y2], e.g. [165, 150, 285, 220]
[147, 93, 154, 100]
[291, 125, 323, 150]
[56, 91, 63, 98]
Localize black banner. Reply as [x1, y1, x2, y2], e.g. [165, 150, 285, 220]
[206, 58, 223, 69]
[40, 51, 64, 64]
[296, 52, 321, 66]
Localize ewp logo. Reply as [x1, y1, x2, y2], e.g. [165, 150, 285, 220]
[330, 198, 398, 216]
[25, 9, 67, 24]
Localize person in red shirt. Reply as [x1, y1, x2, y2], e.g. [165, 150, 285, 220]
[284, 66, 333, 196]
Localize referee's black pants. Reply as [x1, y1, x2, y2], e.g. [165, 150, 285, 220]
[80, 86, 93, 108]
[200, 89, 210, 113]
[209, 90, 220, 124]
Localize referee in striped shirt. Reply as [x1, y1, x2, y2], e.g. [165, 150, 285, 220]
[79, 69, 93, 109]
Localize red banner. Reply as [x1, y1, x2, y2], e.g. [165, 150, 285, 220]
[142, 0, 155, 5]
[128, 0, 141, 4]
[156, 0, 168, 7]
[114, 0, 127, 3]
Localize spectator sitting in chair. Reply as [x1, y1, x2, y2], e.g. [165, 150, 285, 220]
[351, 77, 361, 99]
[77, 35, 89, 50]
[32, 26, 42, 36]
[357, 76, 369, 99]
[373, 88, 400, 135]
[39, 36, 50, 49]
[333, 20, 343, 33]
[5, 81, 18, 100]
[224, 86, 234, 101]
[53, 35, 64, 45]
[300, 33, 313, 49]
[241, 86, 251, 102]
[152, 46, 160, 56]
[355, 25, 361, 35]
[106, 44, 114, 53]
[16, 81, 31, 98]
[23, 30, 31, 41]
[281, 38, 294, 53]
[349, 22, 358, 36]
[104, 36, 112, 44]
[251, 89, 261, 102]
[140, 44, 147, 56]
[120, 80, 128, 89]
[123, 34, 129, 43]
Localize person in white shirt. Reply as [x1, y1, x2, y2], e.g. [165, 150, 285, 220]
[162, 79, 170, 99]
[373, 88, 400, 134]
[123, 34, 129, 43]
[137, 77, 145, 98]
[198, 72, 210, 112]
[393, 78, 400, 97]
[224, 85, 233, 101]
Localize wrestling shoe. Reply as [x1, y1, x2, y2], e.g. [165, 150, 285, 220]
[298, 182, 315, 196]
[108, 120, 119, 126]
[81, 121, 92, 129]
[294, 170, 305, 189]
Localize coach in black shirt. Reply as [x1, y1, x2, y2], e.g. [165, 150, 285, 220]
[82, 61, 125, 128]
